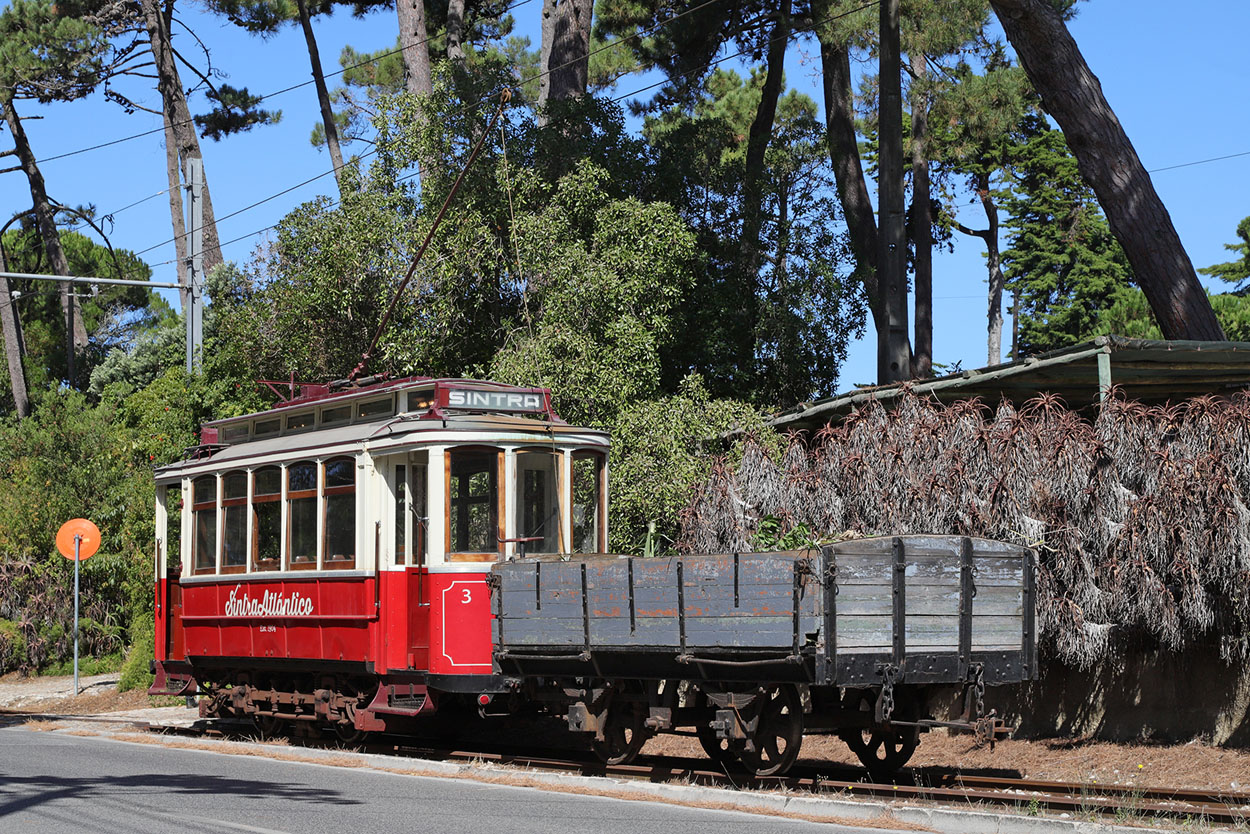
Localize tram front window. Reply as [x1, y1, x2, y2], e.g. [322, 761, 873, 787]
[449, 449, 498, 555]
[192, 476, 216, 574]
[323, 457, 356, 569]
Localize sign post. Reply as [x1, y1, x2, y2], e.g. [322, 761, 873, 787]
[56, 519, 101, 695]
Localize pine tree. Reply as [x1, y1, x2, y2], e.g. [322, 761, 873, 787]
[1000, 116, 1132, 355]
[1199, 216, 1250, 290]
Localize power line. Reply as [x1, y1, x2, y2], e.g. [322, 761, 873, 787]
[1148, 149, 1250, 174]
[128, 0, 748, 262]
[32, 0, 539, 167]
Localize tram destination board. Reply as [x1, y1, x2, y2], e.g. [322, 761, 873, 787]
[491, 535, 1036, 688]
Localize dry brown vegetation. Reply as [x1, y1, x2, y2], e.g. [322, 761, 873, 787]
[681, 392, 1250, 667]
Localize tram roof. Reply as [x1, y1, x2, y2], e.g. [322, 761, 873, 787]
[156, 412, 608, 480]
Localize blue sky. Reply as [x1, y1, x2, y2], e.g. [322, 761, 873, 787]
[5, 0, 1249, 401]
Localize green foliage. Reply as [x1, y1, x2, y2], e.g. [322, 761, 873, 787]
[752, 515, 816, 551]
[1198, 216, 1250, 290]
[608, 375, 775, 554]
[118, 618, 155, 692]
[0, 0, 126, 104]
[195, 83, 282, 142]
[0, 619, 28, 674]
[1095, 286, 1250, 343]
[1000, 116, 1134, 354]
[490, 161, 697, 427]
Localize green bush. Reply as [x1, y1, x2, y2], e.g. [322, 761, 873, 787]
[118, 618, 155, 693]
[0, 619, 27, 674]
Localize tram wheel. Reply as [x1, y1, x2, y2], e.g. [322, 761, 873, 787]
[334, 721, 368, 746]
[738, 685, 803, 777]
[253, 714, 286, 739]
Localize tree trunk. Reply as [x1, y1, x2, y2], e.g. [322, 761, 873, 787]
[909, 50, 931, 378]
[396, 0, 433, 99]
[141, 0, 223, 273]
[953, 171, 1005, 366]
[989, 0, 1224, 341]
[2, 96, 87, 386]
[0, 245, 30, 418]
[877, 0, 910, 383]
[160, 108, 191, 309]
[538, 0, 592, 114]
[816, 20, 880, 323]
[447, 0, 467, 67]
[734, 0, 790, 378]
[980, 175, 1004, 366]
[295, 0, 345, 192]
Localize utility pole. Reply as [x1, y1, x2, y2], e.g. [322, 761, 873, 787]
[876, 0, 910, 384]
[184, 157, 205, 373]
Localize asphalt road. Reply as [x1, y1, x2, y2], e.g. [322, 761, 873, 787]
[0, 727, 895, 834]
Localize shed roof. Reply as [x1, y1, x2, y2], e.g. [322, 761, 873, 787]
[770, 335, 1250, 432]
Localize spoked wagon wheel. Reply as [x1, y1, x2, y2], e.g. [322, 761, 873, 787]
[590, 684, 649, 766]
[738, 685, 803, 777]
[693, 692, 735, 766]
[840, 691, 917, 774]
[843, 728, 917, 773]
[590, 705, 648, 765]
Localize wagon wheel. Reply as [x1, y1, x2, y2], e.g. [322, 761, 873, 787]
[738, 685, 803, 777]
[840, 692, 917, 774]
[334, 721, 368, 746]
[589, 685, 649, 766]
[692, 692, 735, 766]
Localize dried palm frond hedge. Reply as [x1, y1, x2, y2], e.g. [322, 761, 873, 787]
[678, 391, 1250, 668]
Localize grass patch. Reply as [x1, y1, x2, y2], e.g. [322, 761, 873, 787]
[40, 652, 124, 678]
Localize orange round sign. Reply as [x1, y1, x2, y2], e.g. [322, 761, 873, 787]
[56, 518, 101, 561]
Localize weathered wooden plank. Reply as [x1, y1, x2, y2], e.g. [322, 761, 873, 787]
[904, 615, 960, 649]
[838, 584, 960, 616]
[971, 586, 1023, 617]
[835, 614, 894, 649]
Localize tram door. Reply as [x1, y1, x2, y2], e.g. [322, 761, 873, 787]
[393, 457, 430, 669]
[163, 485, 185, 659]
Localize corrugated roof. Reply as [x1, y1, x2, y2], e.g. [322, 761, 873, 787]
[770, 335, 1250, 431]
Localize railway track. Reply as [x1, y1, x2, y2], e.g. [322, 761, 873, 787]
[128, 717, 1250, 827]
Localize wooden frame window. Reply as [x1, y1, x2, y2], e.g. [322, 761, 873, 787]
[252, 466, 281, 571]
[287, 461, 318, 570]
[221, 471, 248, 574]
[191, 476, 217, 575]
[166, 484, 183, 576]
[446, 447, 501, 560]
[285, 412, 314, 433]
[572, 451, 606, 553]
[323, 456, 356, 570]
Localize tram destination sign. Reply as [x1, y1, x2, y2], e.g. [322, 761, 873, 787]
[445, 387, 546, 413]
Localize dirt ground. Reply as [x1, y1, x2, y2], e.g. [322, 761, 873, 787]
[4, 672, 1248, 793]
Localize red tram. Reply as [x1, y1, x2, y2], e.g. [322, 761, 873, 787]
[152, 374, 1035, 776]
[151, 376, 608, 735]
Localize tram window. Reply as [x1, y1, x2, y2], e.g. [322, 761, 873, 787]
[192, 476, 217, 575]
[165, 485, 183, 575]
[572, 452, 604, 553]
[395, 463, 428, 566]
[288, 462, 317, 569]
[323, 457, 356, 569]
[358, 397, 393, 420]
[221, 472, 248, 573]
[515, 451, 559, 554]
[253, 418, 280, 438]
[448, 449, 498, 555]
[321, 405, 351, 426]
[221, 424, 249, 443]
[286, 412, 314, 432]
[252, 466, 281, 571]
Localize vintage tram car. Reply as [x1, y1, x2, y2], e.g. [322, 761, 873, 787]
[151, 376, 1035, 776]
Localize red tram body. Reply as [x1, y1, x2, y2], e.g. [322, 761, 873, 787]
[152, 377, 609, 734]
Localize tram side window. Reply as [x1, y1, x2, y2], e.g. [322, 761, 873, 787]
[323, 457, 356, 569]
[448, 449, 498, 555]
[192, 476, 217, 575]
[572, 452, 604, 553]
[288, 462, 318, 569]
[221, 472, 248, 573]
[252, 466, 281, 571]
[165, 485, 183, 575]
[515, 451, 558, 554]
